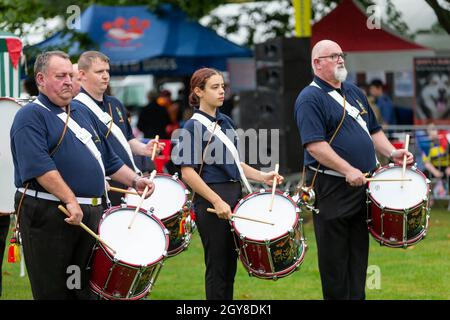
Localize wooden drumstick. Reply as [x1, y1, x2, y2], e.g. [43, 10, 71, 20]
[269, 163, 279, 212]
[151, 135, 159, 161]
[206, 208, 275, 226]
[109, 186, 139, 196]
[128, 170, 157, 229]
[401, 134, 410, 188]
[58, 205, 116, 255]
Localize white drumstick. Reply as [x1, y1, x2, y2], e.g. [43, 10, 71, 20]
[151, 135, 159, 161]
[206, 208, 274, 226]
[128, 170, 157, 229]
[269, 163, 279, 212]
[401, 134, 410, 188]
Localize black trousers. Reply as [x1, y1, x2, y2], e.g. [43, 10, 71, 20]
[194, 182, 242, 300]
[0, 214, 11, 297]
[15, 191, 103, 300]
[306, 170, 369, 300]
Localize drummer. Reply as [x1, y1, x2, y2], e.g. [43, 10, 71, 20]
[72, 51, 164, 206]
[294, 39, 413, 300]
[172, 67, 283, 300]
[10, 51, 155, 300]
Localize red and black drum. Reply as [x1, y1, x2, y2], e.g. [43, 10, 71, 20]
[367, 164, 431, 248]
[0, 98, 31, 214]
[89, 205, 169, 300]
[231, 190, 307, 280]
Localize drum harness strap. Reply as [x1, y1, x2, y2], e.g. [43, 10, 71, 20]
[180, 120, 219, 231]
[185, 116, 248, 220]
[189, 121, 219, 205]
[191, 113, 253, 193]
[10, 101, 71, 263]
[295, 94, 347, 212]
[74, 92, 142, 175]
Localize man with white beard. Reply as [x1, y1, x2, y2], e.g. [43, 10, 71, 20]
[294, 40, 413, 300]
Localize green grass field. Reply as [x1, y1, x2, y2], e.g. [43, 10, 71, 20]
[2, 205, 449, 300]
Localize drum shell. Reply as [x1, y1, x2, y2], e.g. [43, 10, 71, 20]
[89, 244, 163, 300]
[0, 98, 23, 213]
[367, 165, 430, 248]
[89, 206, 169, 300]
[231, 190, 306, 279]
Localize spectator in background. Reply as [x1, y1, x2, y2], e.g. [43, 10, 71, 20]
[369, 79, 397, 125]
[160, 89, 181, 138]
[137, 90, 171, 139]
[421, 123, 450, 197]
[126, 110, 155, 174]
[71, 63, 81, 97]
[365, 85, 384, 125]
[23, 76, 39, 97]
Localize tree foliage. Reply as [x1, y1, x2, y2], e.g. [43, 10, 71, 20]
[0, 0, 447, 49]
[425, 0, 450, 34]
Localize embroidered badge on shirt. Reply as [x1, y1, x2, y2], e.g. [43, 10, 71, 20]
[116, 106, 125, 123]
[356, 99, 368, 115]
[90, 125, 101, 144]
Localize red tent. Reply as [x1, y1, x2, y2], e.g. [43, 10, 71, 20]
[312, 0, 428, 52]
[310, 0, 434, 73]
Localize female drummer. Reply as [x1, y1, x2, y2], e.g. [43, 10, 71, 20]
[175, 67, 283, 300]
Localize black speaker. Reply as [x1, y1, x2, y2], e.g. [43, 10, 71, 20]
[255, 37, 312, 92]
[237, 90, 303, 174]
[255, 37, 309, 62]
[237, 37, 311, 174]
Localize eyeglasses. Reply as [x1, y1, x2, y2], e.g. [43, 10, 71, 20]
[317, 53, 347, 62]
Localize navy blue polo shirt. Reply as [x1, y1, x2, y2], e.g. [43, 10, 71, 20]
[172, 108, 240, 184]
[294, 76, 382, 173]
[71, 87, 135, 170]
[10, 93, 124, 197]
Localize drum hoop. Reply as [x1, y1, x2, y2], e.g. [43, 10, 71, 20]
[232, 190, 300, 242]
[0, 97, 34, 107]
[368, 226, 427, 247]
[233, 189, 298, 215]
[90, 280, 152, 300]
[239, 238, 307, 278]
[368, 165, 430, 211]
[139, 173, 189, 217]
[98, 205, 169, 266]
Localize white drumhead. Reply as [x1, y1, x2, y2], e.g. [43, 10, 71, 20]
[99, 208, 166, 265]
[233, 193, 297, 240]
[127, 175, 186, 219]
[0, 99, 21, 213]
[369, 167, 428, 209]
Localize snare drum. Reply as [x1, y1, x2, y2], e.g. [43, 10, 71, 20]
[89, 206, 169, 300]
[231, 190, 307, 280]
[367, 165, 431, 248]
[0, 98, 24, 213]
[126, 173, 193, 257]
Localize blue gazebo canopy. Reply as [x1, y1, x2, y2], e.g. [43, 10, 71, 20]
[34, 5, 252, 76]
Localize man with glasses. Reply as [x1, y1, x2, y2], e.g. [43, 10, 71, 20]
[294, 40, 413, 299]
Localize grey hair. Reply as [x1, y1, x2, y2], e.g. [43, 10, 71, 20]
[34, 51, 70, 75]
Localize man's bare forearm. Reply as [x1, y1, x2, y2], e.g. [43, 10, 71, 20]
[36, 170, 77, 204]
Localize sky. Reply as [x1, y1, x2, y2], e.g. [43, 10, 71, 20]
[393, 0, 438, 31]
